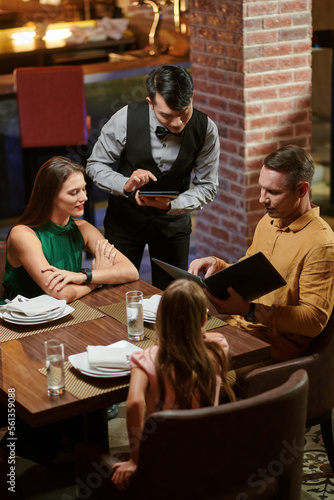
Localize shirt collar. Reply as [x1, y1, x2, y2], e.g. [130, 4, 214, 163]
[271, 205, 320, 232]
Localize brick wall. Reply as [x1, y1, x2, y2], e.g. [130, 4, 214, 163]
[190, 0, 312, 262]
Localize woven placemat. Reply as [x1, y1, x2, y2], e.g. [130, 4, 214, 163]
[0, 300, 105, 343]
[206, 315, 228, 329]
[99, 301, 227, 334]
[39, 361, 130, 400]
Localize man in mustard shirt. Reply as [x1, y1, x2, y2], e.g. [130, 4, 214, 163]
[189, 145, 334, 364]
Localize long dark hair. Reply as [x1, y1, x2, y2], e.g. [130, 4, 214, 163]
[155, 279, 235, 409]
[8, 156, 84, 235]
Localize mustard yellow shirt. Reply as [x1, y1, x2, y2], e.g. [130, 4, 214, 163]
[215, 206, 334, 362]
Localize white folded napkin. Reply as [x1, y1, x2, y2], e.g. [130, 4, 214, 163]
[142, 294, 162, 319]
[87, 345, 130, 370]
[5, 295, 66, 317]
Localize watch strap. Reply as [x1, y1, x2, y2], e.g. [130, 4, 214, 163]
[244, 302, 256, 323]
[81, 268, 92, 285]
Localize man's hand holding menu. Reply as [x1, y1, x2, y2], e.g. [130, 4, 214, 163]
[153, 253, 286, 306]
[188, 255, 270, 317]
[188, 256, 219, 279]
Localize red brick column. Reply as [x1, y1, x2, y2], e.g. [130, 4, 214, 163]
[189, 0, 312, 262]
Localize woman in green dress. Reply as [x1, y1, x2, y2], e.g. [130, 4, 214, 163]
[2, 156, 139, 302]
[0, 156, 139, 489]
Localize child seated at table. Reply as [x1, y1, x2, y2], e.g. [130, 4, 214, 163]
[75, 279, 235, 496]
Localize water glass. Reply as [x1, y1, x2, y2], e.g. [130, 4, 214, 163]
[126, 291, 144, 341]
[44, 339, 65, 396]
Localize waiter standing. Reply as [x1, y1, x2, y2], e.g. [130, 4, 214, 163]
[86, 64, 220, 289]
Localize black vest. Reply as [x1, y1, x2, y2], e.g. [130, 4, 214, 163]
[106, 100, 208, 238]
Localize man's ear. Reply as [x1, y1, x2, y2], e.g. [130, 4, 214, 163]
[298, 181, 309, 198]
[146, 97, 154, 109]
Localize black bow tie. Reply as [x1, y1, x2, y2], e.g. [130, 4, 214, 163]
[155, 126, 183, 140]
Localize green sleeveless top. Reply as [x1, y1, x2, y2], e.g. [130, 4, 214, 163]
[1, 218, 85, 301]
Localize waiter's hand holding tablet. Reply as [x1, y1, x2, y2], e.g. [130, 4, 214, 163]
[135, 190, 179, 211]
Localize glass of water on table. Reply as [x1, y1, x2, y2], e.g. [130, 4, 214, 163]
[126, 291, 145, 341]
[44, 339, 65, 396]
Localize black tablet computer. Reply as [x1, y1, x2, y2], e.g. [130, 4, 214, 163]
[138, 191, 179, 199]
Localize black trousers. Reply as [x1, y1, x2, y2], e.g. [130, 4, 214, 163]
[105, 219, 190, 290]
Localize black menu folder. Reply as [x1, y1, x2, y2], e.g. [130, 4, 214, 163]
[152, 252, 286, 301]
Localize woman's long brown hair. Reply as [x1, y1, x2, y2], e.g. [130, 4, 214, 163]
[155, 279, 235, 410]
[7, 156, 84, 238]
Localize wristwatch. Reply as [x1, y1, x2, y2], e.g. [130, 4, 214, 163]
[244, 302, 256, 323]
[81, 268, 93, 285]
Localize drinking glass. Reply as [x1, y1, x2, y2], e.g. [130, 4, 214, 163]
[126, 291, 144, 341]
[44, 339, 65, 396]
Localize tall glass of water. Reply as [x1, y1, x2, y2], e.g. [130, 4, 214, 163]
[44, 339, 65, 396]
[126, 291, 144, 341]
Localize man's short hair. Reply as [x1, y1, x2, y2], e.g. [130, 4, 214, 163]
[146, 64, 193, 111]
[263, 145, 315, 189]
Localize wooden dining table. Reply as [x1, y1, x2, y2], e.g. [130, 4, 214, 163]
[0, 280, 271, 448]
